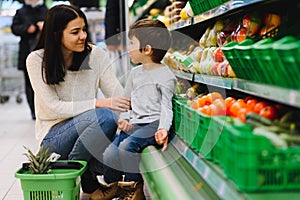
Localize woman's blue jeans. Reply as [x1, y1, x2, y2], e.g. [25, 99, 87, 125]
[41, 108, 118, 192]
[103, 120, 160, 183]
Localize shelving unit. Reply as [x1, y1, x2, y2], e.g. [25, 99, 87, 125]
[139, 0, 300, 199]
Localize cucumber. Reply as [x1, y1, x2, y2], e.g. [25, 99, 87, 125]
[279, 133, 300, 146]
[253, 127, 288, 149]
[280, 111, 300, 124]
[246, 113, 272, 126]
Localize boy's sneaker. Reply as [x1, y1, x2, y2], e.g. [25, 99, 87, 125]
[90, 182, 119, 200]
[118, 181, 146, 200]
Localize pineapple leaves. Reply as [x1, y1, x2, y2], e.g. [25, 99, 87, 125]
[23, 146, 52, 174]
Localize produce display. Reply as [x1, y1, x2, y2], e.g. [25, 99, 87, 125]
[163, 10, 286, 80]
[181, 83, 300, 148]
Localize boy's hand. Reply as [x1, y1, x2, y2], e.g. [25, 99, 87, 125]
[118, 119, 132, 132]
[155, 129, 168, 152]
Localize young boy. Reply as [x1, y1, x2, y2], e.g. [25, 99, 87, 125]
[90, 19, 177, 200]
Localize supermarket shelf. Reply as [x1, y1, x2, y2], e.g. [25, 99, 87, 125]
[194, 73, 233, 89]
[233, 79, 300, 108]
[140, 144, 220, 200]
[141, 135, 300, 200]
[171, 69, 300, 108]
[171, 135, 245, 200]
[171, 69, 194, 82]
[170, 0, 280, 31]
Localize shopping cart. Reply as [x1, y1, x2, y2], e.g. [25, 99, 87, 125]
[0, 34, 23, 104]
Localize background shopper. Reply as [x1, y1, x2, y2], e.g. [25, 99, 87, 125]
[11, 0, 48, 120]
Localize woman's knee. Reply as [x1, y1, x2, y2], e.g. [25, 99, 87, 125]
[103, 143, 119, 164]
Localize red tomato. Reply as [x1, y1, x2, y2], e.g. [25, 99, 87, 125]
[246, 99, 258, 111]
[229, 99, 246, 117]
[209, 104, 219, 116]
[213, 98, 226, 115]
[225, 97, 236, 115]
[198, 95, 212, 107]
[207, 92, 223, 101]
[200, 105, 212, 116]
[244, 96, 254, 103]
[253, 101, 268, 114]
[236, 107, 248, 123]
[259, 106, 277, 120]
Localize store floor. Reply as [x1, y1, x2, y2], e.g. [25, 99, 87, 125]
[0, 94, 37, 200]
[0, 94, 152, 200]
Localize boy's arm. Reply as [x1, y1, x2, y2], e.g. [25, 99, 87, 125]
[158, 78, 177, 131]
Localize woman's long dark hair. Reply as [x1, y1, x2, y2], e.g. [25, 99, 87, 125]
[35, 4, 91, 85]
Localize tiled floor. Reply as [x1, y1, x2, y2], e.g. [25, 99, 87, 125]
[0, 94, 37, 200]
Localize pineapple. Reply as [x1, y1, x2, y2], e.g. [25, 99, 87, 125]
[23, 146, 52, 174]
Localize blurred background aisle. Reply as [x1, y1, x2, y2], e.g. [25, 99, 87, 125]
[0, 94, 37, 200]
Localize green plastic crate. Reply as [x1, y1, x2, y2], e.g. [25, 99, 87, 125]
[208, 116, 231, 166]
[181, 105, 201, 150]
[189, 0, 229, 16]
[222, 124, 300, 192]
[234, 39, 264, 82]
[221, 41, 243, 77]
[15, 160, 87, 200]
[192, 110, 212, 158]
[180, 103, 214, 159]
[172, 95, 188, 134]
[252, 38, 286, 86]
[272, 36, 300, 89]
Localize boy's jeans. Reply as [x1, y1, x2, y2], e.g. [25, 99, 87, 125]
[103, 120, 160, 183]
[41, 108, 118, 193]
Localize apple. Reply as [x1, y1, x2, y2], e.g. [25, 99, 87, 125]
[264, 13, 281, 27]
[236, 27, 247, 43]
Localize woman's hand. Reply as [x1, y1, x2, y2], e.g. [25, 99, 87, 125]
[118, 119, 132, 132]
[155, 129, 168, 152]
[96, 96, 131, 112]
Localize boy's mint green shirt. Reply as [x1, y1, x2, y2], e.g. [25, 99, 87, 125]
[120, 65, 177, 131]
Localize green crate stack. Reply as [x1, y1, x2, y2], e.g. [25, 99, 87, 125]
[222, 123, 300, 191]
[189, 0, 229, 16]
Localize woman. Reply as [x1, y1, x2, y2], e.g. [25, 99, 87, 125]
[26, 4, 130, 194]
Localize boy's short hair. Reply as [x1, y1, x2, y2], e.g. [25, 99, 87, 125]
[128, 19, 172, 63]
